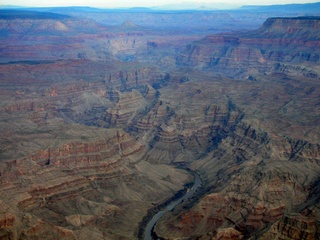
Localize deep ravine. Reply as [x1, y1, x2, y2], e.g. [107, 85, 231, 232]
[143, 170, 202, 240]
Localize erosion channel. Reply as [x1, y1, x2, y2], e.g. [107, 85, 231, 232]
[143, 169, 202, 240]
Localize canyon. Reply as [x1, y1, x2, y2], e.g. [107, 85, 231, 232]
[0, 5, 320, 240]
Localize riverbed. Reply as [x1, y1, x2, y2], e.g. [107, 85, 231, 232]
[144, 171, 202, 240]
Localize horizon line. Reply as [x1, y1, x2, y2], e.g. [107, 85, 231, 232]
[1, 1, 319, 10]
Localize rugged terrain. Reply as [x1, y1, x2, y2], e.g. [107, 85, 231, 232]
[0, 8, 319, 240]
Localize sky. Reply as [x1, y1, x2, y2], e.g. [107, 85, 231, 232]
[0, 0, 319, 8]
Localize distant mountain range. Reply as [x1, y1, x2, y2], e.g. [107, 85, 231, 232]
[0, 2, 320, 12]
[239, 2, 320, 12]
[151, 2, 240, 10]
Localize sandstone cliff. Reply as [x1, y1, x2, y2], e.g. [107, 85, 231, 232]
[178, 17, 320, 78]
[0, 125, 191, 239]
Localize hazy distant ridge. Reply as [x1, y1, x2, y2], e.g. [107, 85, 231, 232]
[239, 2, 320, 12]
[1, 1, 320, 12]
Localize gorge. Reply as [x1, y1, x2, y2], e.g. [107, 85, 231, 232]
[0, 4, 320, 240]
[143, 169, 202, 240]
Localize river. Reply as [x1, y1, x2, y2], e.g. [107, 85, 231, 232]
[144, 171, 202, 240]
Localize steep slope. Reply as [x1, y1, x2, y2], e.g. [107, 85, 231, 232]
[0, 11, 110, 62]
[0, 125, 191, 239]
[178, 17, 320, 78]
[155, 126, 320, 239]
[147, 17, 320, 239]
[0, 60, 192, 239]
[248, 17, 320, 39]
[0, 9, 200, 65]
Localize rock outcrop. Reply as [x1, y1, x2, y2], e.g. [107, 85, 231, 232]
[260, 215, 320, 240]
[155, 131, 320, 239]
[0, 126, 191, 239]
[178, 17, 320, 78]
[105, 89, 152, 128]
[252, 17, 320, 39]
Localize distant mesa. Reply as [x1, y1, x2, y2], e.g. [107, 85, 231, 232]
[121, 20, 137, 28]
[0, 10, 105, 36]
[128, 7, 154, 11]
[120, 20, 142, 30]
[253, 16, 320, 39]
[152, 2, 240, 10]
[241, 2, 320, 13]
[0, 9, 70, 20]
[178, 16, 320, 77]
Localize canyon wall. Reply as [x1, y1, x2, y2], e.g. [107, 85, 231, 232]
[0, 12, 319, 240]
[178, 17, 320, 79]
[0, 125, 191, 239]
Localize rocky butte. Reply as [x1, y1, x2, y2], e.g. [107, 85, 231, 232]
[0, 7, 319, 240]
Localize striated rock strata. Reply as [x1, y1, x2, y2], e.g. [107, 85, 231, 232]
[0, 126, 191, 239]
[178, 17, 320, 78]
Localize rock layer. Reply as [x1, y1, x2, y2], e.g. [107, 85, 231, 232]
[179, 17, 320, 78]
[0, 126, 191, 239]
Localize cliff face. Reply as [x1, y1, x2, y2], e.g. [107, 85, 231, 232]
[260, 215, 320, 240]
[178, 17, 320, 78]
[0, 126, 191, 239]
[105, 89, 149, 128]
[0, 59, 189, 239]
[154, 122, 320, 239]
[0, 13, 199, 65]
[256, 17, 320, 39]
[0, 128, 144, 206]
[150, 71, 320, 239]
[0, 15, 113, 62]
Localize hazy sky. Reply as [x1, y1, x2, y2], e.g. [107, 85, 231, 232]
[0, 0, 318, 8]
